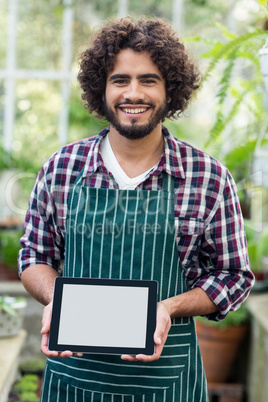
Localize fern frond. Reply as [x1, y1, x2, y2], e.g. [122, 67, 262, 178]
[215, 22, 237, 40]
[216, 53, 236, 105]
[205, 112, 225, 146]
[202, 29, 267, 82]
[225, 95, 245, 125]
[201, 41, 225, 59]
[235, 49, 260, 66]
[236, 78, 267, 119]
[224, 139, 258, 171]
[205, 90, 246, 146]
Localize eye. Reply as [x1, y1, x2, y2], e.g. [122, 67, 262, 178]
[113, 79, 128, 85]
[142, 79, 157, 85]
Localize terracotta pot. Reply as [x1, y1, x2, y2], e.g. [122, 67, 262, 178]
[0, 262, 19, 280]
[196, 320, 248, 383]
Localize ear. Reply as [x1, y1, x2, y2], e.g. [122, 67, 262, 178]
[102, 88, 106, 102]
[166, 90, 171, 104]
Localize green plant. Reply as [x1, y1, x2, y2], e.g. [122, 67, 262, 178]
[0, 143, 40, 173]
[245, 224, 268, 273]
[0, 229, 23, 269]
[0, 295, 26, 316]
[189, 17, 268, 189]
[19, 359, 46, 374]
[202, 26, 267, 143]
[196, 302, 250, 329]
[0, 145, 13, 171]
[13, 374, 39, 402]
[20, 392, 39, 402]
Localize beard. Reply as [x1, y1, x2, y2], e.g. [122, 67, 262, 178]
[103, 98, 168, 140]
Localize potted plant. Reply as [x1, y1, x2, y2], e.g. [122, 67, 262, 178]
[196, 303, 250, 383]
[245, 223, 268, 290]
[0, 295, 27, 338]
[0, 229, 23, 280]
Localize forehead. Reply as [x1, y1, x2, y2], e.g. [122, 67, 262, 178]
[107, 49, 164, 79]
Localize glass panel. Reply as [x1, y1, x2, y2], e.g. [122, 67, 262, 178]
[17, 1, 62, 70]
[13, 80, 61, 165]
[129, 0, 173, 20]
[0, 1, 8, 69]
[0, 80, 4, 138]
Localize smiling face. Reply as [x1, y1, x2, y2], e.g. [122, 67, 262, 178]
[104, 49, 168, 140]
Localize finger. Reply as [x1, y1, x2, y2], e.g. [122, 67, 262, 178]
[58, 350, 74, 359]
[40, 332, 58, 358]
[57, 351, 83, 359]
[121, 347, 162, 362]
[136, 346, 162, 362]
[121, 354, 139, 361]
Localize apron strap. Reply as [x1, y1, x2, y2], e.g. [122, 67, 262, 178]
[74, 166, 86, 186]
[162, 172, 174, 193]
[75, 166, 175, 193]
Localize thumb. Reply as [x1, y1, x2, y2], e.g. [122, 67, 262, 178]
[154, 301, 171, 346]
[41, 321, 50, 334]
[154, 332, 162, 346]
[41, 301, 52, 334]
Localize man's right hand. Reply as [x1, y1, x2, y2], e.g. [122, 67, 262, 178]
[40, 301, 83, 359]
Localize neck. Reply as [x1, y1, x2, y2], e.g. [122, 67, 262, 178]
[108, 124, 164, 178]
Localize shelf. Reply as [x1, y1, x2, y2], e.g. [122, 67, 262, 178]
[0, 329, 27, 402]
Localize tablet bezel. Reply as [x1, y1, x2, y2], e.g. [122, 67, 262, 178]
[49, 277, 158, 355]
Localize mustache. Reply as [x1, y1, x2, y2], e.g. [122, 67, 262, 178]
[115, 101, 155, 108]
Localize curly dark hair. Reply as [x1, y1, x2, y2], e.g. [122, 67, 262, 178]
[77, 17, 200, 119]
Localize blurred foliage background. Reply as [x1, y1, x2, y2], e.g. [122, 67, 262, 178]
[0, 0, 268, 228]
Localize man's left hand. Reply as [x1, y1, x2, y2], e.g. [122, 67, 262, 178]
[121, 301, 171, 362]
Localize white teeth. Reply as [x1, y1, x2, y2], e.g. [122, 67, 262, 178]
[122, 108, 147, 114]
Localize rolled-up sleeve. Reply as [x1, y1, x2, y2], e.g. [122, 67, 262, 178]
[194, 170, 254, 321]
[18, 162, 64, 276]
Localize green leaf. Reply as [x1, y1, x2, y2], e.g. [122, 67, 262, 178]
[202, 30, 268, 82]
[0, 295, 26, 316]
[2, 304, 17, 317]
[215, 22, 237, 40]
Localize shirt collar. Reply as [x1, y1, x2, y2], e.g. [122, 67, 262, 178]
[82, 125, 185, 180]
[82, 127, 110, 178]
[155, 126, 185, 179]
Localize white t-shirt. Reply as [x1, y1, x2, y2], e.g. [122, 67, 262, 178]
[100, 135, 157, 190]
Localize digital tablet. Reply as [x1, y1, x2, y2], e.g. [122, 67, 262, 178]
[49, 277, 158, 355]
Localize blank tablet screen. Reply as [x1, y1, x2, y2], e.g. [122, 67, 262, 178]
[49, 277, 158, 355]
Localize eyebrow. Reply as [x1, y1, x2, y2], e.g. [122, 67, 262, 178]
[108, 73, 162, 82]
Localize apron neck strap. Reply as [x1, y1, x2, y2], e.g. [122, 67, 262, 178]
[74, 166, 86, 186]
[74, 167, 174, 193]
[162, 172, 174, 193]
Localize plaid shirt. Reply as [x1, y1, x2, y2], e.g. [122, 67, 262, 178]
[18, 126, 254, 321]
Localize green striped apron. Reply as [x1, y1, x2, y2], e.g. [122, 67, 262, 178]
[41, 170, 208, 401]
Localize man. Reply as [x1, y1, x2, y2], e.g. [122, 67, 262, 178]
[19, 17, 254, 401]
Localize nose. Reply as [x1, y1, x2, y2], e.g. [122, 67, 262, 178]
[122, 80, 145, 103]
